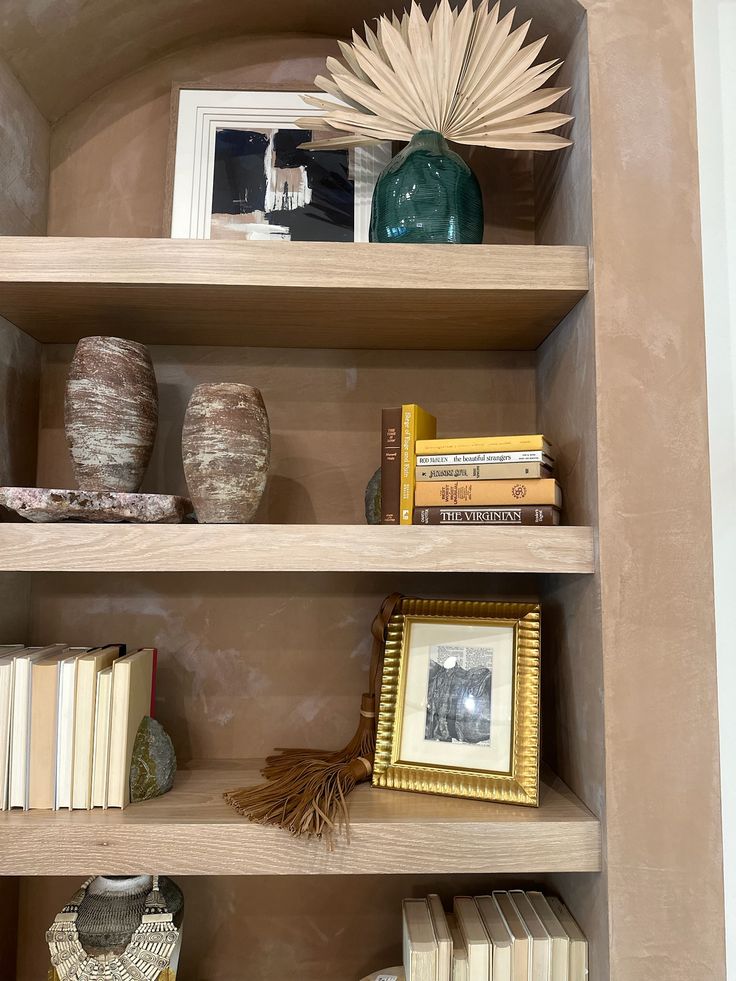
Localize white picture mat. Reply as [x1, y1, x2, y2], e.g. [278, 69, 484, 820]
[170, 89, 391, 241]
[399, 619, 515, 773]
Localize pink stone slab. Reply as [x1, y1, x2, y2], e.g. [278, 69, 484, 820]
[0, 487, 193, 524]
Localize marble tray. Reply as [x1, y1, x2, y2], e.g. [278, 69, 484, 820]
[0, 487, 193, 524]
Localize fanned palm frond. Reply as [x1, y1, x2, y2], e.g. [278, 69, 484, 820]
[297, 0, 572, 152]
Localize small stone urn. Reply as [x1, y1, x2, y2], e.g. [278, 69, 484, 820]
[182, 383, 270, 523]
[65, 336, 158, 492]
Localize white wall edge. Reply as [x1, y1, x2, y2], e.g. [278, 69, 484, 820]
[694, 1, 736, 975]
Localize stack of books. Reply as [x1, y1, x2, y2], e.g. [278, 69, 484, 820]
[396, 890, 588, 980]
[381, 404, 560, 526]
[0, 643, 157, 811]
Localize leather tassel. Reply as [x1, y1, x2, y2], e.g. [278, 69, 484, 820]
[224, 593, 403, 843]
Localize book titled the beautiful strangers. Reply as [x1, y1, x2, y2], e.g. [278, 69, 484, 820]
[417, 449, 552, 466]
[416, 434, 552, 456]
[413, 506, 560, 525]
[415, 478, 562, 508]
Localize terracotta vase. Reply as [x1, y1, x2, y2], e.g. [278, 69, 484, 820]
[182, 383, 270, 523]
[64, 336, 158, 492]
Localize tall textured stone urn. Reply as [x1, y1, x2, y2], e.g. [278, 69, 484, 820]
[65, 336, 158, 492]
[182, 383, 270, 523]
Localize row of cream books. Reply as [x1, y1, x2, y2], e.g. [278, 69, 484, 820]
[401, 891, 587, 981]
[380, 405, 560, 526]
[0, 643, 157, 811]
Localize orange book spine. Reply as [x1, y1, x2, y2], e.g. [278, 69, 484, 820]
[414, 479, 562, 508]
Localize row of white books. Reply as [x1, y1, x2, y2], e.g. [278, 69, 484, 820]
[0, 643, 157, 811]
[402, 891, 588, 981]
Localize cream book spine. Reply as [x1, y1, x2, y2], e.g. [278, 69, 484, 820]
[55, 653, 81, 810]
[545, 898, 588, 981]
[402, 898, 438, 981]
[0, 648, 24, 811]
[493, 891, 532, 980]
[452, 898, 490, 981]
[72, 646, 120, 809]
[107, 648, 154, 809]
[446, 913, 468, 981]
[526, 893, 569, 981]
[91, 666, 114, 809]
[427, 894, 452, 981]
[475, 895, 513, 981]
[509, 891, 550, 981]
[28, 650, 81, 810]
[9, 645, 65, 810]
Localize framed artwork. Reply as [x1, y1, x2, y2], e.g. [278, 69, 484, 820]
[373, 598, 540, 806]
[167, 87, 391, 242]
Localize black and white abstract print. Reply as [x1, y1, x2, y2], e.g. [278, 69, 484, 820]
[425, 644, 493, 746]
[210, 128, 354, 241]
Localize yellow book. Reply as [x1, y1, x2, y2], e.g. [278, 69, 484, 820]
[400, 404, 437, 525]
[416, 434, 552, 456]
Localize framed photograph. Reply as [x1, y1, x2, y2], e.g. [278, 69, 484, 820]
[167, 87, 391, 242]
[373, 598, 540, 806]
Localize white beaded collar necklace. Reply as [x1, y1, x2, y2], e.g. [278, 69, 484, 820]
[47, 875, 179, 981]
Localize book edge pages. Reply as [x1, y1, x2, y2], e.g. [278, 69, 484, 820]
[91, 667, 113, 809]
[427, 894, 452, 981]
[107, 659, 133, 808]
[453, 897, 490, 981]
[509, 891, 550, 981]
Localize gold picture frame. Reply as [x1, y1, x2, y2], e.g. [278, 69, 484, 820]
[373, 598, 540, 806]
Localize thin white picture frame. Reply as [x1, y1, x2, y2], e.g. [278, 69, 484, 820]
[168, 88, 391, 242]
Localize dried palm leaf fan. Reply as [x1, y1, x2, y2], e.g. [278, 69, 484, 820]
[295, 0, 573, 243]
[224, 594, 403, 843]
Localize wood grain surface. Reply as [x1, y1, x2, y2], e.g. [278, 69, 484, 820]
[0, 239, 588, 350]
[0, 761, 600, 875]
[0, 524, 595, 573]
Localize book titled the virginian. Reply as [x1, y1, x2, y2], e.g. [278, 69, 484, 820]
[416, 434, 552, 456]
[415, 478, 562, 508]
[413, 506, 560, 525]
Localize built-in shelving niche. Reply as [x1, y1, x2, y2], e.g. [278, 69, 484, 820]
[0, 0, 605, 978]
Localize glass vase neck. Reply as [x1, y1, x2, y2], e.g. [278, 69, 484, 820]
[409, 130, 449, 151]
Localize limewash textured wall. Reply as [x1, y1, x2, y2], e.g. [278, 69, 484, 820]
[0, 55, 49, 235]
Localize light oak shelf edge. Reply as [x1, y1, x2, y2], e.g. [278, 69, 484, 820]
[0, 761, 601, 875]
[0, 524, 596, 573]
[0, 238, 589, 350]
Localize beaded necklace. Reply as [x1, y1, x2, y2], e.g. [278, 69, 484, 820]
[47, 875, 178, 981]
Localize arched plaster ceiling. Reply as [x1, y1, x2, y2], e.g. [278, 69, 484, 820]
[0, 0, 585, 123]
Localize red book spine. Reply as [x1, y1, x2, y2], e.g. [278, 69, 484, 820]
[380, 407, 402, 524]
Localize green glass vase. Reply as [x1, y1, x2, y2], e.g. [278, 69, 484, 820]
[369, 130, 483, 244]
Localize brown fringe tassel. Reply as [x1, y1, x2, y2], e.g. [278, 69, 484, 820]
[224, 593, 403, 844]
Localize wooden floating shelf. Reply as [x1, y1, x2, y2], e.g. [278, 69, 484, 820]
[0, 524, 595, 574]
[0, 761, 601, 875]
[0, 238, 588, 350]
